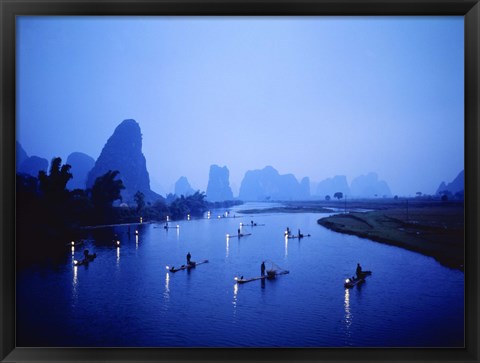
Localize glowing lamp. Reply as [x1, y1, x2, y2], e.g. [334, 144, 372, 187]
[71, 241, 75, 246]
[234, 277, 238, 281]
[73, 260, 79, 265]
[166, 266, 170, 270]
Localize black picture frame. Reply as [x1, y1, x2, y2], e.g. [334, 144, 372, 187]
[1, 0, 479, 362]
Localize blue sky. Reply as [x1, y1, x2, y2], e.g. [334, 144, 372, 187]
[17, 16, 464, 196]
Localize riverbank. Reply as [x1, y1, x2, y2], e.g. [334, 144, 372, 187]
[317, 201, 464, 271]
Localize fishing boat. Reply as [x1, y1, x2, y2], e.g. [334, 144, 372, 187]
[235, 261, 289, 283]
[226, 233, 252, 238]
[287, 234, 311, 239]
[66, 240, 84, 247]
[344, 271, 372, 288]
[234, 276, 266, 284]
[166, 259, 208, 273]
[73, 253, 97, 266]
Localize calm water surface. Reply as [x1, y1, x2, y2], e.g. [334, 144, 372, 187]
[17, 203, 464, 347]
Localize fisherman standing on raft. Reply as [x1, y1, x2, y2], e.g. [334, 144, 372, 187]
[187, 252, 192, 265]
[261, 261, 266, 276]
[356, 263, 363, 278]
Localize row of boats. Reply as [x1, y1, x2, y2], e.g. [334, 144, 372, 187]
[71, 218, 372, 288]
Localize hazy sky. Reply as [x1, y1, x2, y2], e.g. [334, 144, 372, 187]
[17, 16, 464, 196]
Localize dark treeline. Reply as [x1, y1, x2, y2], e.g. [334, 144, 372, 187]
[16, 157, 242, 267]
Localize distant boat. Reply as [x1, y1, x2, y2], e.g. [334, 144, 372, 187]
[226, 233, 252, 239]
[287, 234, 311, 239]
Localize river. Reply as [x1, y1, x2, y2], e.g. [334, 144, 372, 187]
[16, 203, 464, 347]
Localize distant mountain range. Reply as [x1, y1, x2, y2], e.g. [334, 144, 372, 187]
[238, 166, 309, 201]
[66, 152, 95, 190]
[17, 119, 463, 203]
[436, 170, 464, 196]
[16, 142, 48, 177]
[174, 176, 196, 197]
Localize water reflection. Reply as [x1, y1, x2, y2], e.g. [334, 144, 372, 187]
[344, 288, 352, 341]
[226, 237, 229, 258]
[135, 234, 139, 249]
[163, 272, 170, 303]
[116, 246, 120, 265]
[73, 265, 78, 288]
[232, 283, 238, 319]
[72, 265, 79, 305]
[284, 236, 289, 258]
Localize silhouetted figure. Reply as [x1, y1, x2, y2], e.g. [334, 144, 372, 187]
[238, 228, 241, 236]
[261, 261, 266, 276]
[298, 229, 303, 238]
[356, 263, 363, 278]
[187, 252, 191, 264]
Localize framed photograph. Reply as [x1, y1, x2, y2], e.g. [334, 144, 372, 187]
[1, 0, 479, 362]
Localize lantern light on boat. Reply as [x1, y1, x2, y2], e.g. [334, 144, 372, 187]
[187, 214, 190, 220]
[226, 234, 230, 238]
[116, 240, 120, 246]
[140, 217, 143, 223]
[73, 260, 79, 265]
[135, 230, 139, 235]
[165, 266, 170, 270]
[71, 241, 75, 246]
[345, 279, 350, 283]
[234, 276, 238, 281]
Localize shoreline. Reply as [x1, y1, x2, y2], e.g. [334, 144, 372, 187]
[235, 200, 464, 271]
[317, 207, 464, 271]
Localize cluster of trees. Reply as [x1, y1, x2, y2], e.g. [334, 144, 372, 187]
[17, 158, 127, 265]
[324, 192, 344, 201]
[17, 157, 241, 266]
[132, 192, 242, 222]
[17, 158, 221, 230]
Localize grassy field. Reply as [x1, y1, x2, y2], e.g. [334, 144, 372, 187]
[316, 199, 464, 270]
[239, 199, 464, 270]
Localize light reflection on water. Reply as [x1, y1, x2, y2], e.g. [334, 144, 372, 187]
[16, 204, 464, 348]
[164, 272, 170, 302]
[344, 288, 352, 342]
[232, 283, 238, 317]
